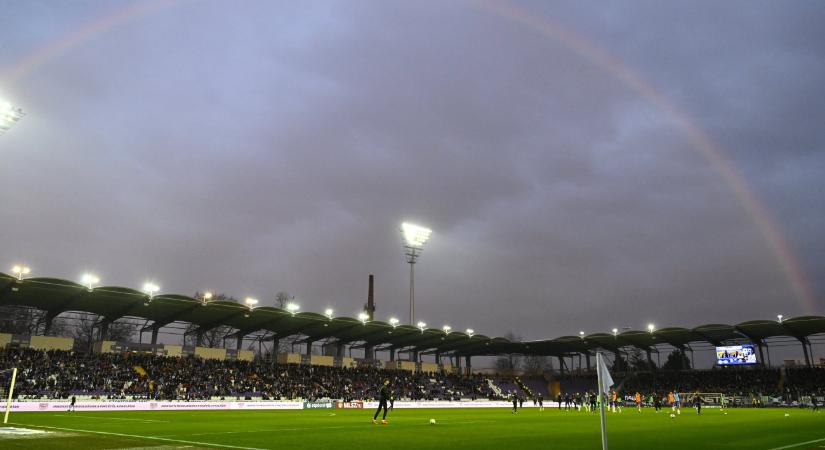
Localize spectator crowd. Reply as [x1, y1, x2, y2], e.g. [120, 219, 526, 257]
[0, 348, 494, 401]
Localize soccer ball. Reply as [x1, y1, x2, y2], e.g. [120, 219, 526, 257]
[669, 413, 676, 418]
[784, 413, 790, 418]
[429, 419, 437, 425]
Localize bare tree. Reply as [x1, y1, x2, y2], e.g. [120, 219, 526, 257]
[522, 355, 550, 372]
[0, 306, 47, 335]
[494, 332, 523, 370]
[184, 293, 238, 348]
[273, 291, 291, 309]
[272, 291, 301, 354]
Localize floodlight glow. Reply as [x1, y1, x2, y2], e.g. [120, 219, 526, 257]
[612, 328, 619, 336]
[443, 325, 451, 333]
[142, 282, 160, 297]
[324, 308, 334, 319]
[647, 323, 655, 333]
[579, 331, 585, 337]
[777, 314, 783, 323]
[203, 292, 213, 301]
[245, 297, 259, 307]
[389, 317, 400, 327]
[402, 222, 432, 249]
[11, 264, 31, 280]
[417, 321, 427, 331]
[466, 328, 474, 337]
[286, 302, 300, 314]
[358, 312, 369, 323]
[0, 100, 25, 135]
[81, 273, 100, 289]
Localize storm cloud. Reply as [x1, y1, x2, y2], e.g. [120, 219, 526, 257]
[1, 0, 823, 351]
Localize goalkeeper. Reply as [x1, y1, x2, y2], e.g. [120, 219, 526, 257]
[372, 379, 391, 425]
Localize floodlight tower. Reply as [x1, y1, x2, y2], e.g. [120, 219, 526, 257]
[401, 222, 432, 325]
[0, 100, 25, 136]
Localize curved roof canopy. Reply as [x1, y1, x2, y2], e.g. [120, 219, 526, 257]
[1, 274, 822, 357]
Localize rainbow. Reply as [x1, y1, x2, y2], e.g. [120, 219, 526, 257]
[1, 0, 180, 85]
[1, 0, 816, 312]
[474, 0, 817, 313]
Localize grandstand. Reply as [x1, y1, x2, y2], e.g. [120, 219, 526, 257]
[1, 273, 823, 371]
[2, 272, 824, 450]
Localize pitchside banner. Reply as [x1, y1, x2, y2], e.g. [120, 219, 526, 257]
[7, 401, 303, 412]
[304, 400, 335, 409]
[8, 400, 555, 412]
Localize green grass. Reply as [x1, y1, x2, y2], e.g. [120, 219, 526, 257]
[3, 407, 824, 449]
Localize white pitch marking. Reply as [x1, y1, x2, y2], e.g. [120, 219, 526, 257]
[768, 437, 825, 450]
[10, 423, 267, 450]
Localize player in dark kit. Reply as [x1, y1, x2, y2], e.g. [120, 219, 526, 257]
[538, 394, 544, 412]
[68, 395, 76, 412]
[511, 392, 519, 414]
[372, 379, 391, 424]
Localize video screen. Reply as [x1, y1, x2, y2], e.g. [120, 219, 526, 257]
[716, 344, 757, 365]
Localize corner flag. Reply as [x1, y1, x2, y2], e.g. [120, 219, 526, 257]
[596, 353, 614, 450]
[597, 352, 614, 395]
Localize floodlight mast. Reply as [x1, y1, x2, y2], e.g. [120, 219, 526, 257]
[401, 222, 432, 325]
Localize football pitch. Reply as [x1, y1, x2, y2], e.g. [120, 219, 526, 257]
[3, 407, 824, 449]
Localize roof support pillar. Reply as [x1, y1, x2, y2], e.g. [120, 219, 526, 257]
[99, 320, 110, 341]
[236, 335, 244, 351]
[558, 356, 565, 376]
[389, 348, 395, 361]
[646, 349, 654, 369]
[585, 352, 591, 372]
[43, 311, 59, 335]
[151, 326, 159, 346]
[465, 356, 471, 376]
[756, 341, 766, 366]
[798, 338, 811, 366]
[336, 342, 345, 359]
[305, 340, 314, 356]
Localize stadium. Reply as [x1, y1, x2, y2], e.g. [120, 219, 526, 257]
[1, 271, 824, 449]
[2, 1, 825, 449]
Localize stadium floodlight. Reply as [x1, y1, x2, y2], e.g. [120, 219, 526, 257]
[647, 323, 655, 333]
[401, 222, 432, 325]
[389, 317, 400, 328]
[777, 314, 783, 323]
[466, 328, 474, 337]
[244, 298, 258, 318]
[325, 308, 334, 319]
[142, 282, 159, 297]
[612, 328, 619, 336]
[81, 273, 100, 290]
[201, 291, 213, 305]
[11, 265, 31, 280]
[417, 321, 427, 332]
[286, 302, 300, 315]
[358, 312, 369, 324]
[0, 100, 25, 136]
[443, 325, 451, 334]
[579, 331, 585, 338]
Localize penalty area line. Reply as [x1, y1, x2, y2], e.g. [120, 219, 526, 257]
[768, 437, 825, 450]
[9, 423, 267, 450]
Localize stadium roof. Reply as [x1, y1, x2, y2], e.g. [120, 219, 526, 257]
[1, 273, 823, 357]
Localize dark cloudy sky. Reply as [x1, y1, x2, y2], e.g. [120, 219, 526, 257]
[1, 1, 824, 348]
